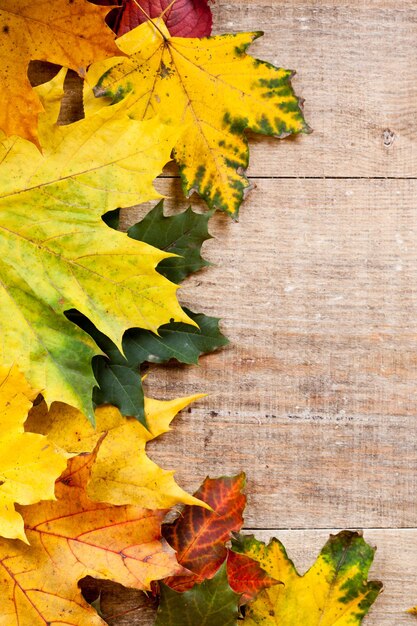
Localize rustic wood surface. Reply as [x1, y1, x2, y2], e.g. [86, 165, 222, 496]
[29, 1, 417, 624]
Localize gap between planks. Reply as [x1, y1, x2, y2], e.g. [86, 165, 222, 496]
[158, 175, 417, 180]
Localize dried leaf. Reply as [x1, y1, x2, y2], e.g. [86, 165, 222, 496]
[27, 393, 208, 510]
[107, 0, 213, 37]
[233, 531, 383, 625]
[163, 474, 246, 590]
[227, 550, 280, 605]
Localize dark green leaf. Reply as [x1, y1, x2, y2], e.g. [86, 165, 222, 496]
[67, 309, 146, 424]
[68, 307, 227, 424]
[124, 308, 229, 367]
[92, 357, 144, 419]
[128, 201, 213, 283]
[155, 563, 240, 626]
[102, 207, 121, 230]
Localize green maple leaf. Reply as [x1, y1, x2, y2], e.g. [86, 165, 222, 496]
[155, 562, 240, 626]
[0, 69, 192, 421]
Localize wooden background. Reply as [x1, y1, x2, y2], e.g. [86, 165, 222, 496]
[34, 0, 417, 623]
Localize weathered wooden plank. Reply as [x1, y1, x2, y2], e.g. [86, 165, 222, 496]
[28, 1, 417, 179]
[120, 178, 417, 529]
[209, 1, 417, 178]
[83, 529, 417, 625]
[28, 1, 417, 180]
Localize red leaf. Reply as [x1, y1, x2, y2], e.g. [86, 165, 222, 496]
[103, 0, 213, 37]
[163, 473, 246, 589]
[227, 550, 280, 604]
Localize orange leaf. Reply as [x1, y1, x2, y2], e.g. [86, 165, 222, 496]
[0, 446, 183, 625]
[0, 0, 118, 142]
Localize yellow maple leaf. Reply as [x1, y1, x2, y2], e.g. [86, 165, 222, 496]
[27, 392, 208, 510]
[0, 0, 118, 142]
[0, 68, 193, 420]
[233, 531, 383, 625]
[83, 18, 309, 217]
[0, 365, 68, 543]
[0, 448, 183, 626]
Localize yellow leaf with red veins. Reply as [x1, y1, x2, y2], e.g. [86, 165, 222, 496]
[0, 0, 118, 142]
[0, 447, 183, 626]
[27, 393, 208, 510]
[0, 366, 68, 543]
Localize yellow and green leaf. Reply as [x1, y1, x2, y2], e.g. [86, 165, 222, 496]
[233, 531, 382, 625]
[84, 19, 309, 217]
[0, 69, 193, 421]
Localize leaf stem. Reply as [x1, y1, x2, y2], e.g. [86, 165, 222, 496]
[160, 0, 178, 20]
[131, 0, 171, 41]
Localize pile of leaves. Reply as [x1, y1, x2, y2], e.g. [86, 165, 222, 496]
[0, 0, 387, 623]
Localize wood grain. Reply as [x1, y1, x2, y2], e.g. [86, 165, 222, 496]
[125, 178, 417, 529]
[209, 1, 417, 178]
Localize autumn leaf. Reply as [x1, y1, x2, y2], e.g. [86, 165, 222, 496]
[84, 19, 308, 216]
[233, 531, 383, 625]
[98, 201, 213, 284]
[163, 474, 246, 590]
[0, 0, 118, 142]
[68, 202, 227, 422]
[161, 473, 276, 603]
[104, 0, 213, 38]
[0, 68, 192, 420]
[0, 449, 183, 626]
[155, 562, 240, 626]
[27, 392, 208, 510]
[227, 550, 280, 605]
[122, 309, 228, 365]
[0, 366, 68, 542]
